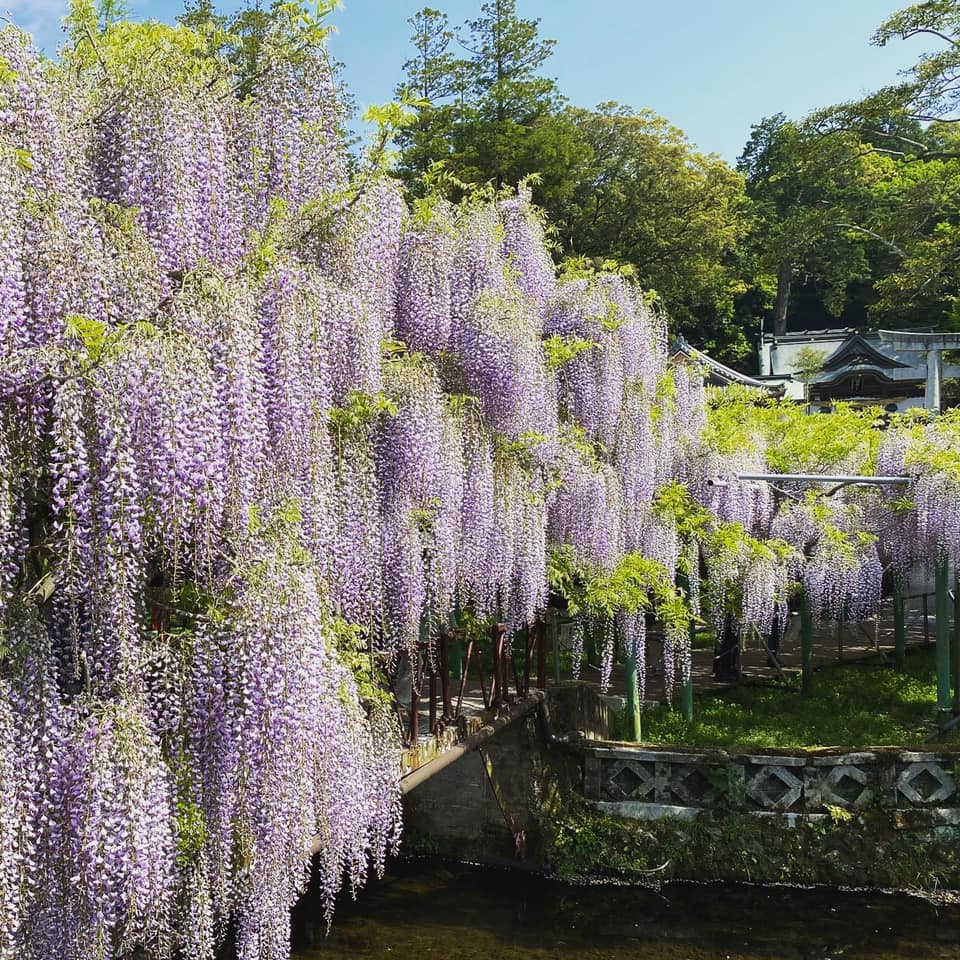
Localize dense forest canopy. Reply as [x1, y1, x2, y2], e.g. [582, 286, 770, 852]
[388, 0, 960, 364]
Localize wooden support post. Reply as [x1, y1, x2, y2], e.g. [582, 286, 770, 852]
[409, 661, 420, 745]
[953, 574, 960, 714]
[456, 637, 475, 717]
[502, 626, 511, 702]
[477, 658, 488, 708]
[936, 554, 952, 731]
[522, 625, 533, 696]
[712, 615, 742, 680]
[767, 614, 783, 668]
[412, 615, 430, 742]
[450, 605, 462, 680]
[439, 631, 453, 721]
[585, 619, 597, 668]
[624, 652, 642, 742]
[428, 668, 437, 734]
[893, 575, 906, 672]
[837, 609, 844, 662]
[801, 591, 814, 698]
[536, 618, 547, 691]
[488, 623, 499, 708]
[551, 610, 561, 684]
[489, 622, 506, 709]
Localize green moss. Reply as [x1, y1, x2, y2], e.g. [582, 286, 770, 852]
[543, 795, 960, 892]
[643, 647, 960, 750]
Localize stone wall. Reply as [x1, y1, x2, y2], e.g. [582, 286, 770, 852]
[399, 682, 960, 890]
[400, 686, 599, 867]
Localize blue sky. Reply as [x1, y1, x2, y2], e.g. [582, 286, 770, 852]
[13, 0, 921, 163]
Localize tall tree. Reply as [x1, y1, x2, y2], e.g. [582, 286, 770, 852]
[177, 1, 338, 98]
[176, 0, 229, 56]
[554, 104, 751, 362]
[458, 0, 557, 124]
[401, 7, 457, 102]
[818, 1, 960, 324]
[454, 0, 559, 188]
[737, 114, 877, 337]
[393, 1, 578, 200]
[177, 0, 225, 31]
[860, 0, 960, 127]
[393, 8, 466, 185]
[97, 0, 129, 30]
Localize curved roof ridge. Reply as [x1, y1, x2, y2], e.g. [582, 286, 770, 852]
[671, 337, 784, 394]
[822, 333, 909, 371]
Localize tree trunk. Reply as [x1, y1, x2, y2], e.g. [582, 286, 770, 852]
[712, 615, 742, 681]
[773, 258, 792, 337]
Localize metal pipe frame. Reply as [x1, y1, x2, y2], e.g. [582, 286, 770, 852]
[736, 473, 913, 485]
[708, 473, 914, 498]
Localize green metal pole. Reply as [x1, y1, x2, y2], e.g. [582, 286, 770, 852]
[451, 638, 463, 681]
[800, 590, 814, 698]
[678, 670, 694, 722]
[675, 573, 694, 722]
[892, 574, 906, 672]
[449, 605, 463, 680]
[953, 574, 960, 714]
[624, 652, 642, 742]
[936, 554, 952, 731]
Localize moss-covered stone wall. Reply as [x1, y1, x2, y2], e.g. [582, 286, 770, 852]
[401, 683, 960, 893]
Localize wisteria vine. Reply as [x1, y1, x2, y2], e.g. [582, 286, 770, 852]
[0, 10, 957, 960]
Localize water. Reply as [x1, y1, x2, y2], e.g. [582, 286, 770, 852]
[291, 859, 960, 959]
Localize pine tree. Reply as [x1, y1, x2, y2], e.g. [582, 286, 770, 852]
[394, 1, 570, 195]
[458, 0, 557, 125]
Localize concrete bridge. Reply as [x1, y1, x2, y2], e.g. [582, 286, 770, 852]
[399, 684, 612, 866]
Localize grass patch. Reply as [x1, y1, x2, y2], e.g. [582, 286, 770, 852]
[640, 646, 960, 750]
[691, 628, 714, 650]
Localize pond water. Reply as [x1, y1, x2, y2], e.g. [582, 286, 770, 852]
[291, 859, 960, 960]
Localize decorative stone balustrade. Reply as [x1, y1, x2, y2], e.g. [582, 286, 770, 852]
[582, 744, 960, 824]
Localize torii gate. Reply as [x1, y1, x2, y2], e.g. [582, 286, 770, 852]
[878, 330, 960, 411]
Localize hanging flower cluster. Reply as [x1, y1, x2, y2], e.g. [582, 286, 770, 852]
[0, 20, 406, 960]
[0, 15, 713, 956]
[770, 496, 882, 622]
[700, 523, 801, 637]
[12, 10, 958, 959]
[877, 410, 960, 569]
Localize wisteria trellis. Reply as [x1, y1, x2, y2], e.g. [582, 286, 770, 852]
[0, 14, 958, 960]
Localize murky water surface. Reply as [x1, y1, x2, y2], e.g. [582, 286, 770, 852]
[291, 859, 960, 959]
